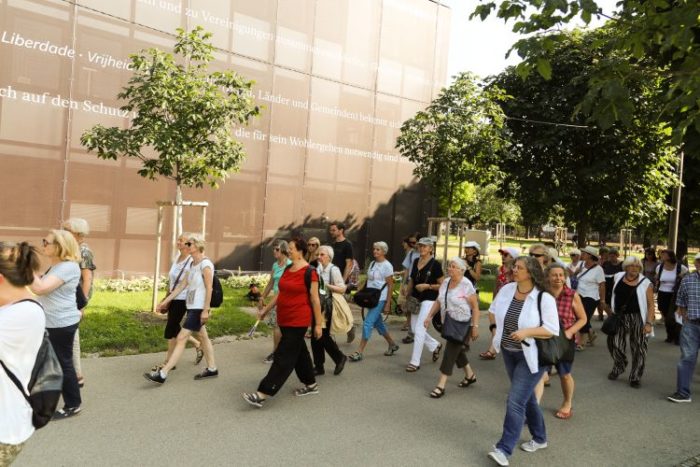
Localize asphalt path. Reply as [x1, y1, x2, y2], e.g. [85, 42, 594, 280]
[14, 314, 700, 467]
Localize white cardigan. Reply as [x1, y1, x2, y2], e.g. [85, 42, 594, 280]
[611, 272, 654, 337]
[489, 282, 560, 373]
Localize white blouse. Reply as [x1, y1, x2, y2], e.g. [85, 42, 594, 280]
[489, 282, 560, 373]
[437, 277, 477, 322]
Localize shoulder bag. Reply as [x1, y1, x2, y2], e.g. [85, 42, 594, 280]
[353, 261, 388, 309]
[534, 291, 573, 366]
[440, 279, 472, 344]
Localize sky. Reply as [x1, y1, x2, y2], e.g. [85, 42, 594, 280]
[445, 0, 620, 81]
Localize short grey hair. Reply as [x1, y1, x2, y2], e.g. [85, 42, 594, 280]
[61, 218, 90, 236]
[373, 241, 388, 254]
[449, 257, 467, 271]
[622, 256, 642, 269]
[188, 233, 206, 252]
[318, 245, 334, 260]
[275, 240, 289, 256]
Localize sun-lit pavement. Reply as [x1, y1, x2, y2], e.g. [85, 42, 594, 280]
[14, 314, 699, 467]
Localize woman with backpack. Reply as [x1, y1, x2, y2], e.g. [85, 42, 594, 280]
[0, 242, 45, 463]
[348, 242, 399, 362]
[30, 230, 82, 420]
[656, 249, 688, 344]
[607, 256, 655, 387]
[151, 233, 204, 372]
[311, 245, 347, 375]
[243, 237, 323, 408]
[145, 234, 218, 384]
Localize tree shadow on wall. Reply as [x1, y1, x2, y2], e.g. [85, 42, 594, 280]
[215, 179, 430, 272]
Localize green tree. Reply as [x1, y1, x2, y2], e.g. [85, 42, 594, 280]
[396, 72, 508, 217]
[81, 27, 260, 233]
[459, 183, 520, 228]
[470, 0, 699, 143]
[491, 29, 677, 246]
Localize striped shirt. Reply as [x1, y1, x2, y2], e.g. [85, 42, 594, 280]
[501, 298, 524, 351]
[676, 272, 700, 320]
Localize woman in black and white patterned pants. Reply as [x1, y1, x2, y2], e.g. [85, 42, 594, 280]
[607, 256, 656, 388]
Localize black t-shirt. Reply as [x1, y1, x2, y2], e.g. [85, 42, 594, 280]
[410, 257, 444, 302]
[614, 280, 642, 315]
[464, 257, 481, 286]
[331, 239, 353, 276]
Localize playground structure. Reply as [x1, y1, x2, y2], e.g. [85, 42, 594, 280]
[151, 200, 208, 313]
[426, 217, 490, 267]
[554, 227, 568, 254]
[620, 228, 634, 257]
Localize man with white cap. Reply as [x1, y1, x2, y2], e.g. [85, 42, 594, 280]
[667, 253, 700, 403]
[479, 246, 519, 360]
[574, 246, 606, 349]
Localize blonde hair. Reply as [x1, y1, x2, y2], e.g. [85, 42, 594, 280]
[188, 233, 206, 253]
[49, 229, 81, 262]
[61, 217, 90, 237]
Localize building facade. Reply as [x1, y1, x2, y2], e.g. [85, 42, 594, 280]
[0, 0, 450, 274]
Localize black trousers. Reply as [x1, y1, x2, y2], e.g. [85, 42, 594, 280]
[47, 323, 82, 408]
[310, 313, 344, 370]
[580, 297, 600, 333]
[658, 291, 680, 342]
[164, 299, 187, 339]
[258, 326, 315, 396]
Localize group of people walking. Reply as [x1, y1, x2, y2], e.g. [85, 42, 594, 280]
[3, 221, 700, 467]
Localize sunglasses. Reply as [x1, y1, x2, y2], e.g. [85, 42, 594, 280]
[308, 243, 319, 247]
[184, 242, 192, 247]
[42, 238, 50, 247]
[529, 253, 544, 258]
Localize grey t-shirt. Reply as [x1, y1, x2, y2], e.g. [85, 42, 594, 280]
[37, 261, 81, 328]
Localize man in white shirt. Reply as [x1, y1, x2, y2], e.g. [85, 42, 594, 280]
[575, 246, 607, 348]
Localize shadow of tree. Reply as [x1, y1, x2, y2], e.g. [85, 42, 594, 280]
[215, 179, 431, 272]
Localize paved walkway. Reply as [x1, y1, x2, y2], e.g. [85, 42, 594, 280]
[14, 315, 699, 467]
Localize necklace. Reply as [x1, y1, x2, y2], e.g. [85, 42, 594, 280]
[625, 274, 639, 282]
[517, 284, 534, 294]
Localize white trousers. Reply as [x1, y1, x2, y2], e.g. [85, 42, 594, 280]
[410, 300, 440, 366]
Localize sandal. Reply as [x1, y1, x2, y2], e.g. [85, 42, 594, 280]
[555, 409, 573, 419]
[402, 335, 414, 344]
[242, 392, 266, 408]
[479, 350, 496, 360]
[587, 331, 597, 346]
[458, 376, 477, 388]
[194, 346, 204, 365]
[430, 386, 445, 398]
[432, 344, 443, 362]
[384, 344, 399, 356]
[400, 323, 410, 332]
[150, 364, 176, 372]
[348, 352, 363, 362]
[405, 363, 420, 372]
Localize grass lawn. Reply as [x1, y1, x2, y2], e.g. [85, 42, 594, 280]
[80, 286, 262, 357]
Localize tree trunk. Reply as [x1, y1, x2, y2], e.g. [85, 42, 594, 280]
[175, 183, 183, 237]
[576, 220, 590, 247]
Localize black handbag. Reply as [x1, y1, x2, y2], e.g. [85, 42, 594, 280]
[533, 291, 569, 366]
[353, 262, 387, 309]
[602, 276, 647, 336]
[440, 280, 470, 343]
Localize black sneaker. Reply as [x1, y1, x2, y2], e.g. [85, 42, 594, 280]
[263, 353, 274, 364]
[52, 406, 81, 420]
[194, 368, 218, 380]
[334, 355, 347, 375]
[144, 371, 166, 384]
[667, 392, 692, 403]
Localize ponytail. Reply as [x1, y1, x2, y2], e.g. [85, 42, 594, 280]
[0, 241, 40, 287]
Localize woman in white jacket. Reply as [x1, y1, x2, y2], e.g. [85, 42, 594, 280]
[487, 256, 559, 466]
[607, 256, 655, 388]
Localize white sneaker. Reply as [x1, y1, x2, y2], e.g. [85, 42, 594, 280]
[488, 447, 509, 466]
[520, 439, 548, 452]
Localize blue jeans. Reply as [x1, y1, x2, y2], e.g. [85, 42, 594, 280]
[676, 322, 700, 398]
[362, 300, 387, 341]
[496, 348, 547, 456]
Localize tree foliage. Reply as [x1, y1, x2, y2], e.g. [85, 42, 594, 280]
[396, 72, 508, 216]
[458, 183, 521, 227]
[80, 27, 260, 190]
[471, 0, 700, 143]
[490, 29, 677, 245]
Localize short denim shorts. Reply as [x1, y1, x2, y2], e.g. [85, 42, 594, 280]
[183, 309, 204, 332]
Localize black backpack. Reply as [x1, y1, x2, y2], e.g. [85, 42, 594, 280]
[0, 300, 63, 429]
[210, 274, 223, 308]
